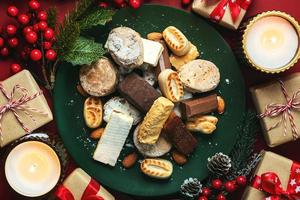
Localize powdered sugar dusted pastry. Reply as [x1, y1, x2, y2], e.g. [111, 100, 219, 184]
[140, 159, 173, 179]
[163, 26, 190, 56]
[133, 124, 172, 157]
[143, 66, 156, 86]
[179, 59, 220, 93]
[103, 97, 141, 125]
[158, 69, 184, 102]
[106, 27, 144, 69]
[80, 57, 118, 97]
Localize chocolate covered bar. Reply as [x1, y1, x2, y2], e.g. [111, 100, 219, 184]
[155, 40, 171, 78]
[118, 73, 160, 113]
[164, 113, 198, 155]
[180, 94, 218, 119]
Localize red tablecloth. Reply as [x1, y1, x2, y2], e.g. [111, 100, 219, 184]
[0, 1, 300, 200]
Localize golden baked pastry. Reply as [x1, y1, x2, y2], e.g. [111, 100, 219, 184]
[80, 57, 118, 97]
[170, 43, 200, 70]
[163, 26, 190, 56]
[158, 69, 184, 102]
[138, 97, 174, 144]
[83, 97, 103, 128]
[140, 159, 173, 179]
[186, 115, 218, 134]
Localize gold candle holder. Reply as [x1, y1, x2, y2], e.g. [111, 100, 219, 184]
[242, 11, 300, 73]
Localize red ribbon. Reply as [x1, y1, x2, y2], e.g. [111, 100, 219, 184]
[251, 162, 300, 200]
[208, 0, 252, 23]
[55, 178, 104, 200]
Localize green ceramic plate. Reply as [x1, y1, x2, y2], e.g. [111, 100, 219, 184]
[54, 5, 245, 197]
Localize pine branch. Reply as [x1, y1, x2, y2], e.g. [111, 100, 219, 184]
[79, 9, 115, 30]
[47, 7, 57, 28]
[69, 0, 98, 22]
[229, 110, 259, 174]
[63, 37, 106, 66]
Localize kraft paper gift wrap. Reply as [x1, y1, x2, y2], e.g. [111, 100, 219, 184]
[0, 70, 53, 147]
[250, 73, 300, 147]
[242, 151, 296, 199]
[192, 0, 250, 29]
[62, 168, 115, 200]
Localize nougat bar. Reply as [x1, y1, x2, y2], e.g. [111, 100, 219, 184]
[164, 113, 198, 155]
[118, 73, 160, 113]
[180, 94, 218, 119]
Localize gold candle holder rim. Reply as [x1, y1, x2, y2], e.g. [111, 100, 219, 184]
[242, 11, 300, 74]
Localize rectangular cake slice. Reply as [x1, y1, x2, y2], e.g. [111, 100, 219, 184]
[93, 111, 133, 166]
[142, 38, 164, 66]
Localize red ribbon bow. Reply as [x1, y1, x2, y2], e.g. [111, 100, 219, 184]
[55, 178, 104, 200]
[260, 80, 300, 141]
[208, 0, 252, 23]
[252, 162, 300, 200]
[0, 83, 46, 142]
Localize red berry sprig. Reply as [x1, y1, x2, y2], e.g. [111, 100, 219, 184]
[112, 0, 142, 9]
[10, 64, 22, 74]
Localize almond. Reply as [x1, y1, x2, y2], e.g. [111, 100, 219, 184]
[172, 151, 187, 165]
[147, 32, 163, 41]
[90, 128, 105, 140]
[122, 152, 138, 169]
[217, 96, 225, 114]
[77, 84, 89, 97]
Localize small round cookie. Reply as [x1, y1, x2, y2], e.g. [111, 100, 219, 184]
[178, 59, 220, 93]
[106, 27, 144, 69]
[103, 97, 142, 125]
[80, 57, 118, 97]
[133, 124, 172, 157]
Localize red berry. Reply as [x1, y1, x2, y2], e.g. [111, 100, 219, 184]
[10, 64, 22, 74]
[8, 37, 19, 48]
[216, 194, 227, 200]
[120, 2, 127, 8]
[30, 49, 42, 61]
[37, 11, 48, 21]
[44, 28, 54, 41]
[38, 21, 48, 31]
[99, 2, 109, 8]
[21, 47, 31, 59]
[198, 196, 208, 200]
[25, 31, 38, 44]
[114, 0, 125, 7]
[129, 0, 141, 9]
[236, 176, 247, 186]
[43, 41, 52, 50]
[45, 49, 57, 61]
[6, 25, 17, 36]
[0, 37, 4, 48]
[7, 6, 19, 17]
[29, 1, 40, 10]
[225, 181, 236, 193]
[181, 0, 191, 6]
[212, 179, 223, 190]
[201, 187, 211, 197]
[23, 26, 33, 35]
[0, 47, 9, 57]
[18, 14, 30, 25]
[33, 24, 40, 32]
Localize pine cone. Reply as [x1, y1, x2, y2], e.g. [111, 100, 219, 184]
[180, 177, 202, 198]
[207, 152, 232, 176]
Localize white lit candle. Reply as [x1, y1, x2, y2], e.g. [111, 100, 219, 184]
[5, 141, 61, 197]
[243, 12, 300, 72]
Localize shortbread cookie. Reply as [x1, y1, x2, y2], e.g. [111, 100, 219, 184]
[133, 124, 172, 157]
[163, 26, 190, 56]
[138, 97, 174, 144]
[170, 43, 199, 70]
[93, 112, 133, 166]
[158, 69, 184, 102]
[179, 59, 220, 93]
[140, 159, 173, 179]
[106, 27, 144, 69]
[83, 97, 103, 128]
[80, 57, 118, 97]
[103, 97, 141, 125]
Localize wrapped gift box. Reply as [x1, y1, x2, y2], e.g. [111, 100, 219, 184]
[0, 70, 53, 147]
[242, 151, 300, 199]
[250, 73, 300, 147]
[57, 168, 115, 200]
[192, 0, 252, 29]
